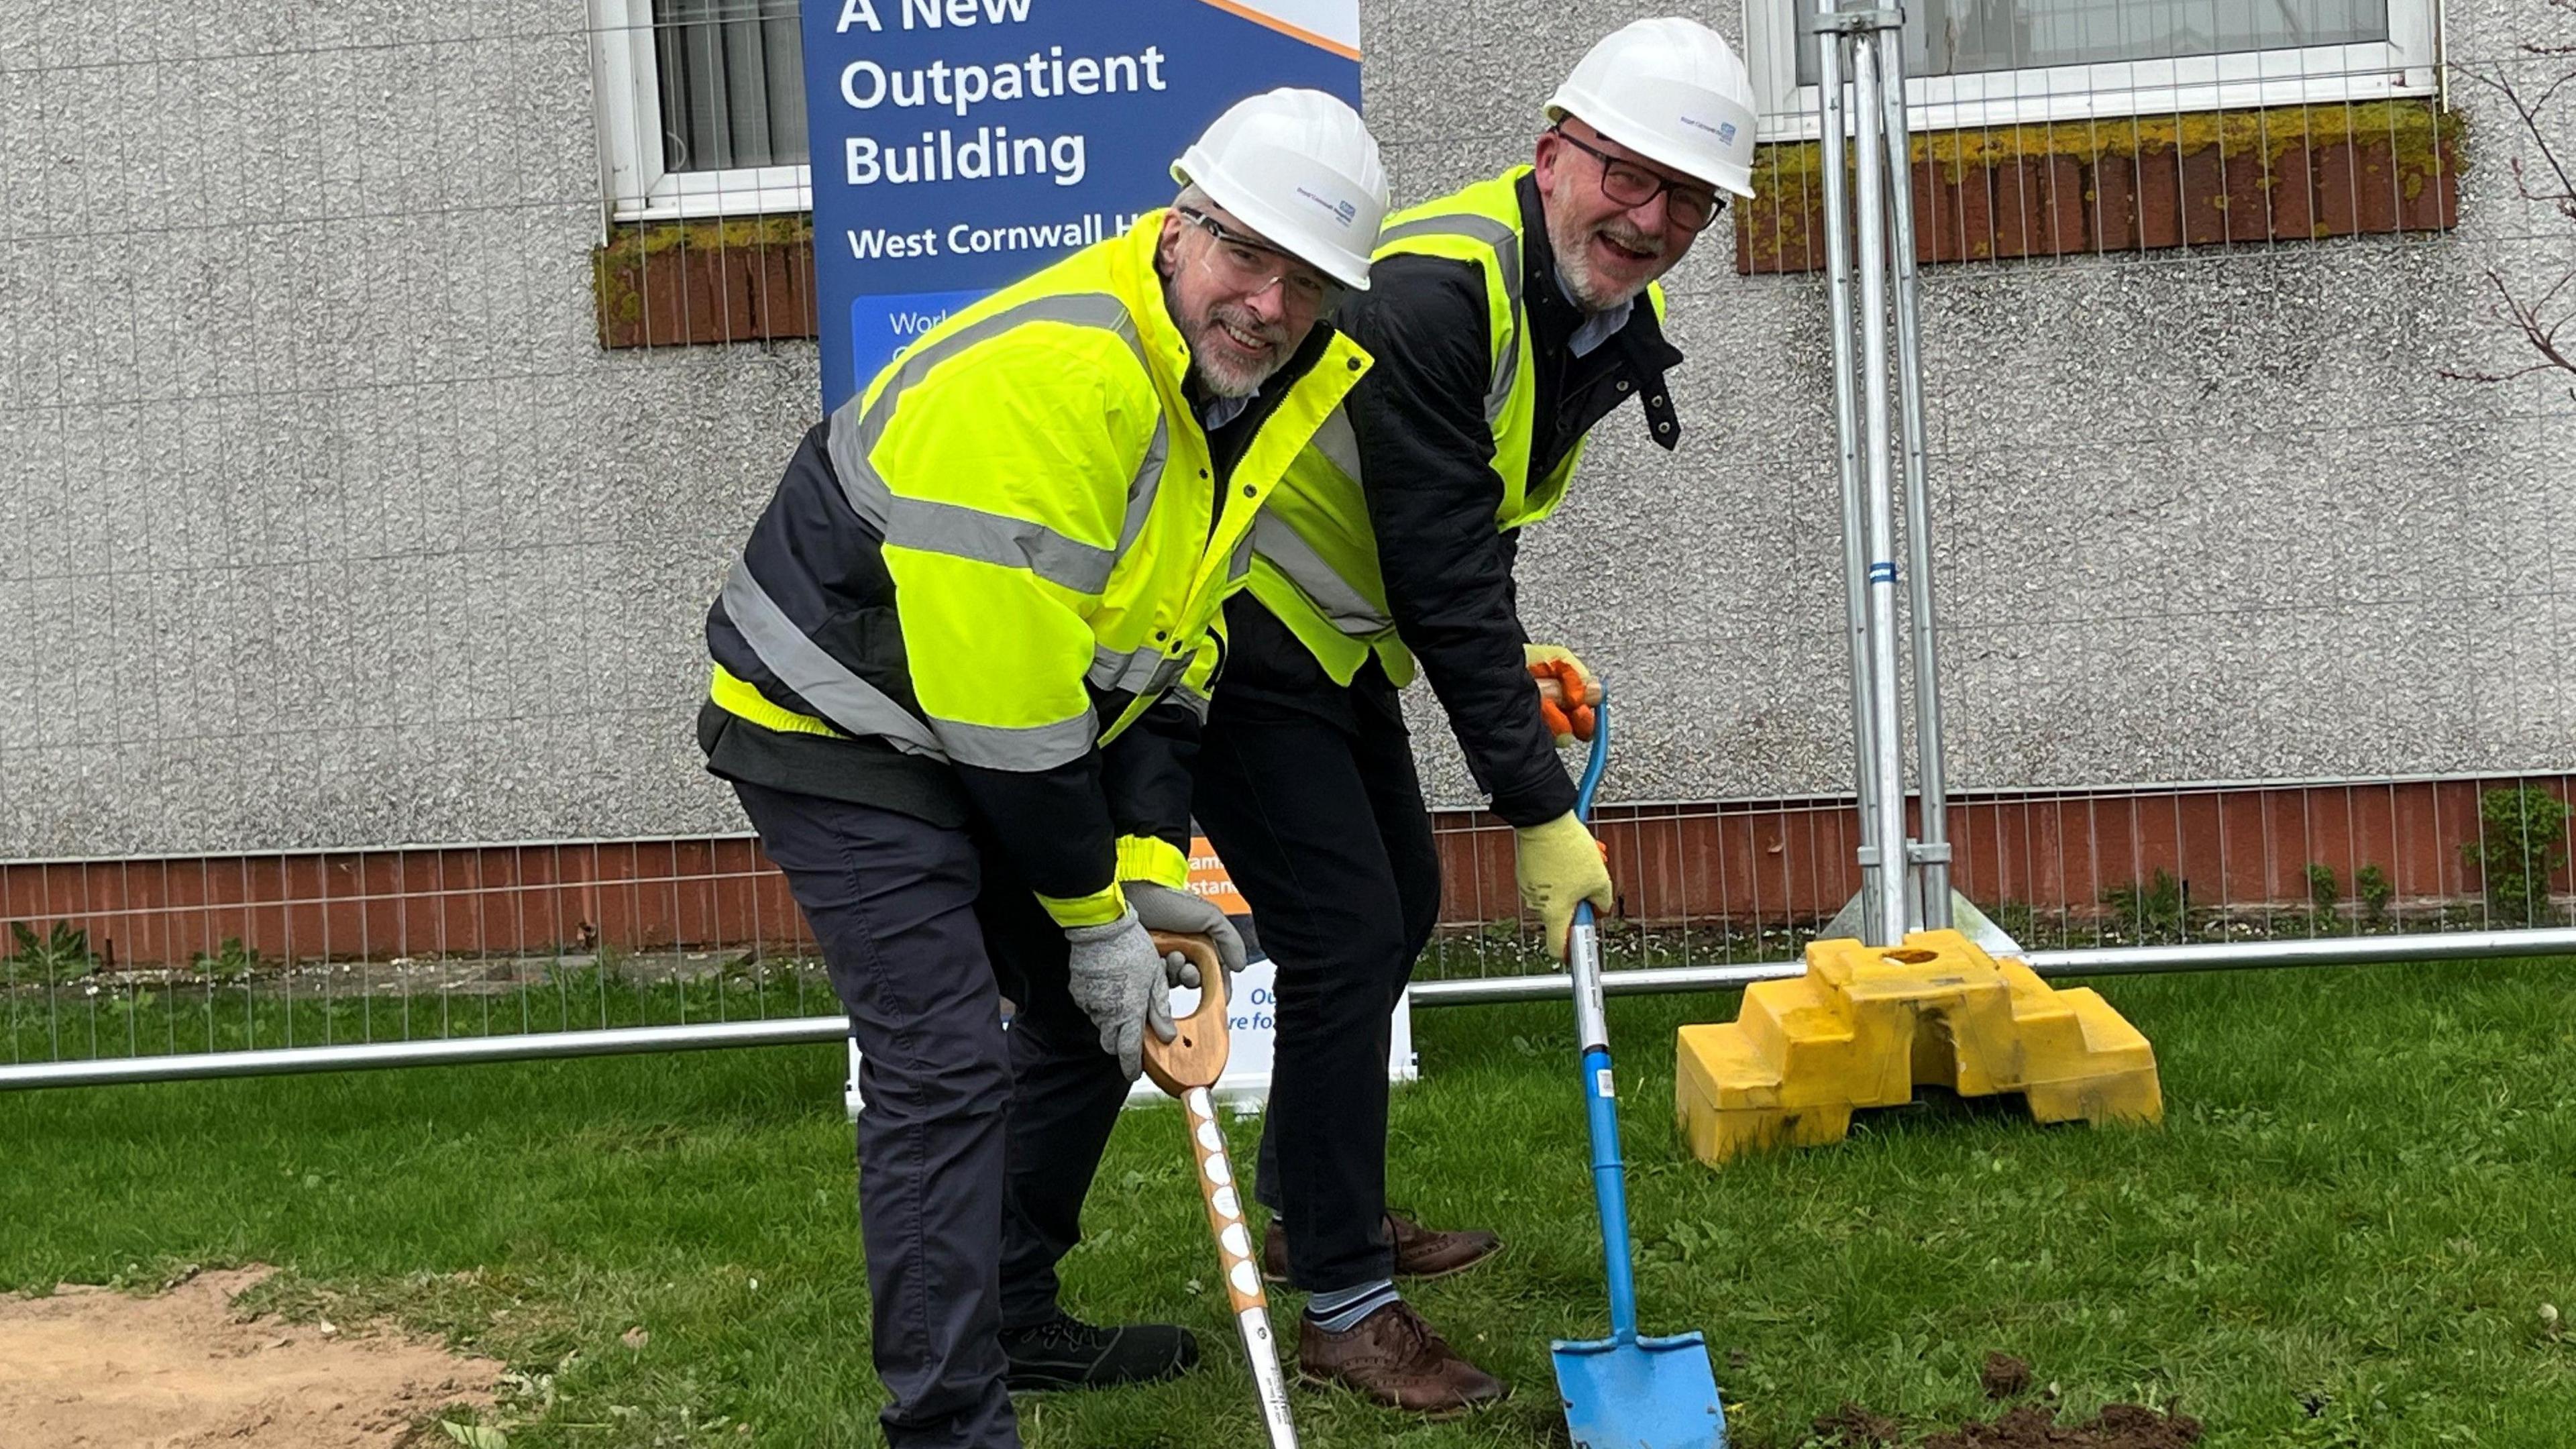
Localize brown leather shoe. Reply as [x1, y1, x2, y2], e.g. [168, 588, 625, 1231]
[1387, 1211, 1504, 1279]
[1296, 1300, 1509, 1415]
[1261, 1212, 1505, 1285]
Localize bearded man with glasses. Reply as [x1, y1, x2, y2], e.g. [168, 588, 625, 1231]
[697, 89, 1387, 1449]
[1181, 18, 1760, 1415]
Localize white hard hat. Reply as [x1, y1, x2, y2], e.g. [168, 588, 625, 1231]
[1171, 88, 1390, 291]
[1546, 17, 1761, 199]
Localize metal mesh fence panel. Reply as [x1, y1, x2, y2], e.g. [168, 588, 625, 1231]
[2, 0, 2571, 1084]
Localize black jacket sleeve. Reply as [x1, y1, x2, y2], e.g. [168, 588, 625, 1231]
[953, 755, 1118, 910]
[1341, 254, 1577, 827]
[1098, 693, 1200, 861]
[955, 682, 1199, 912]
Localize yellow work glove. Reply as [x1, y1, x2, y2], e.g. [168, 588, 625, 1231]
[1513, 810, 1615, 962]
[1523, 643, 1597, 748]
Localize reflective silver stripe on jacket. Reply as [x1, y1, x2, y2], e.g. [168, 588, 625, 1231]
[1309, 406, 1364, 484]
[1375, 211, 1523, 426]
[1252, 514, 1393, 637]
[825, 292, 1165, 595]
[728, 559, 1099, 771]
[882, 496, 1118, 594]
[719, 560, 947, 759]
[930, 708, 1100, 773]
[1088, 641, 1191, 696]
[1117, 417, 1169, 553]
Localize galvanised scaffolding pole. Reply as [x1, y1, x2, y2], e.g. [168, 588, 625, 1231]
[1876, 14, 1953, 929]
[1813, 1, 1949, 945]
[4, 930, 2571, 1090]
[1812, 0, 1884, 941]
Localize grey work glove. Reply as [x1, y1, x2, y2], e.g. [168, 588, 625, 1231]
[1063, 908, 1178, 1081]
[1125, 880, 1248, 991]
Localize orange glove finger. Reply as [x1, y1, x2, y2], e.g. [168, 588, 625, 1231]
[1537, 696, 1574, 745]
[1552, 661, 1589, 709]
[1568, 704, 1597, 741]
[1527, 658, 1589, 709]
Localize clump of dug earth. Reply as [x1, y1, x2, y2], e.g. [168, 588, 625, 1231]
[1810, 1352, 2201, 1448]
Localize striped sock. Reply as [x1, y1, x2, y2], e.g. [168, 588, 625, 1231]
[1305, 1279, 1400, 1334]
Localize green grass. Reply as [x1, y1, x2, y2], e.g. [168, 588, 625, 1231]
[5, 960, 2575, 1448]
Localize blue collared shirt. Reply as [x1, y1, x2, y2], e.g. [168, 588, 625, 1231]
[1197, 388, 1254, 431]
[1557, 268, 1634, 358]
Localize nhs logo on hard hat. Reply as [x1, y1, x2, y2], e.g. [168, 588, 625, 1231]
[1679, 113, 1739, 147]
[1296, 186, 1360, 228]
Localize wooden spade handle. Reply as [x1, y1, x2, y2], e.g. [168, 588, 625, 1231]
[1142, 932, 1232, 1095]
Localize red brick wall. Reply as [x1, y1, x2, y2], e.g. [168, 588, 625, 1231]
[1737, 101, 2463, 275]
[5, 775, 2565, 966]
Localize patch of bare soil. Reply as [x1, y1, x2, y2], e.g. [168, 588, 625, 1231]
[1810, 1354, 2202, 1449]
[1919, 1403, 2202, 1448]
[0, 1265, 504, 1448]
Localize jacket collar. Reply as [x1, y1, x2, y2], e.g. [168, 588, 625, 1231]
[1108, 209, 1200, 400]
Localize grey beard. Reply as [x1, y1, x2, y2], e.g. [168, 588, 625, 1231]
[1186, 315, 1285, 398]
[1552, 223, 1656, 312]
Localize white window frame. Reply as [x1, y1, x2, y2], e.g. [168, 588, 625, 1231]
[589, 0, 813, 223]
[1741, 0, 2443, 142]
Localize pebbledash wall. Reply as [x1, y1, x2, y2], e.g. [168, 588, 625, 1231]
[1, 0, 2571, 959]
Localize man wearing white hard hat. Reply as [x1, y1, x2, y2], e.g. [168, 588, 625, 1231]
[695, 89, 1385, 1447]
[1186, 19, 1757, 1413]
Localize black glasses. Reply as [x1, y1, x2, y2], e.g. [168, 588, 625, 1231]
[1549, 127, 1725, 232]
[1175, 207, 1346, 314]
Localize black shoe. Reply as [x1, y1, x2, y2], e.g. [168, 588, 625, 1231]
[999, 1312, 1201, 1393]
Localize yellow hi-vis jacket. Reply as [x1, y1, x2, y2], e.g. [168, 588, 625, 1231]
[1247, 167, 1666, 687]
[706, 213, 1372, 924]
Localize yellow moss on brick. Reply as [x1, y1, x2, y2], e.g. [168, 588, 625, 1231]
[591, 216, 816, 336]
[1747, 99, 2465, 195]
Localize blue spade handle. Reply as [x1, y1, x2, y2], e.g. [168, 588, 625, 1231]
[1565, 694, 1640, 1344]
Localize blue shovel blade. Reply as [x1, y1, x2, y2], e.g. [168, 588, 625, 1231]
[1551, 1330, 1727, 1449]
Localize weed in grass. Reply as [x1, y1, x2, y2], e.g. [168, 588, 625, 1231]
[2306, 865, 2341, 918]
[1991, 900, 2039, 946]
[2102, 869, 2190, 943]
[189, 936, 269, 981]
[2355, 865, 2395, 926]
[8, 921, 98, 984]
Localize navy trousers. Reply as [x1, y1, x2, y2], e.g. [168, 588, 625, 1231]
[1191, 665, 1443, 1294]
[731, 780, 1131, 1449]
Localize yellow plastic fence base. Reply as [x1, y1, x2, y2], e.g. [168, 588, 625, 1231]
[1674, 929, 2162, 1165]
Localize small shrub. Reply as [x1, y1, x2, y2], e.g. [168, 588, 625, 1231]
[2103, 868, 2188, 942]
[8, 921, 97, 984]
[2355, 864, 2394, 924]
[189, 936, 268, 981]
[1990, 900, 2037, 945]
[2305, 863, 2341, 916]
[2460, 786, 2572, 926]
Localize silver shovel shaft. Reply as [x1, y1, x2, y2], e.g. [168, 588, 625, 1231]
[1180, 1085, 1298, 1448]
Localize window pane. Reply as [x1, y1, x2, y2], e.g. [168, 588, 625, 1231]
[653, 0, 810, 172]
[1796, 0, 2390, 86]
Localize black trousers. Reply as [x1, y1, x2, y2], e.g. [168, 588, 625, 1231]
[1191, 606, 1443, 1295]
[731, 780, 1132, 1449]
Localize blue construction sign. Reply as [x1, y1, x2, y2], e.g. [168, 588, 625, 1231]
[802, 0, 1364, 409]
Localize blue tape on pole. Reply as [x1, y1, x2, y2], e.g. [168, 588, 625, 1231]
[1868, 561, 1898, 584]
[802, 0, 1365, 409]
